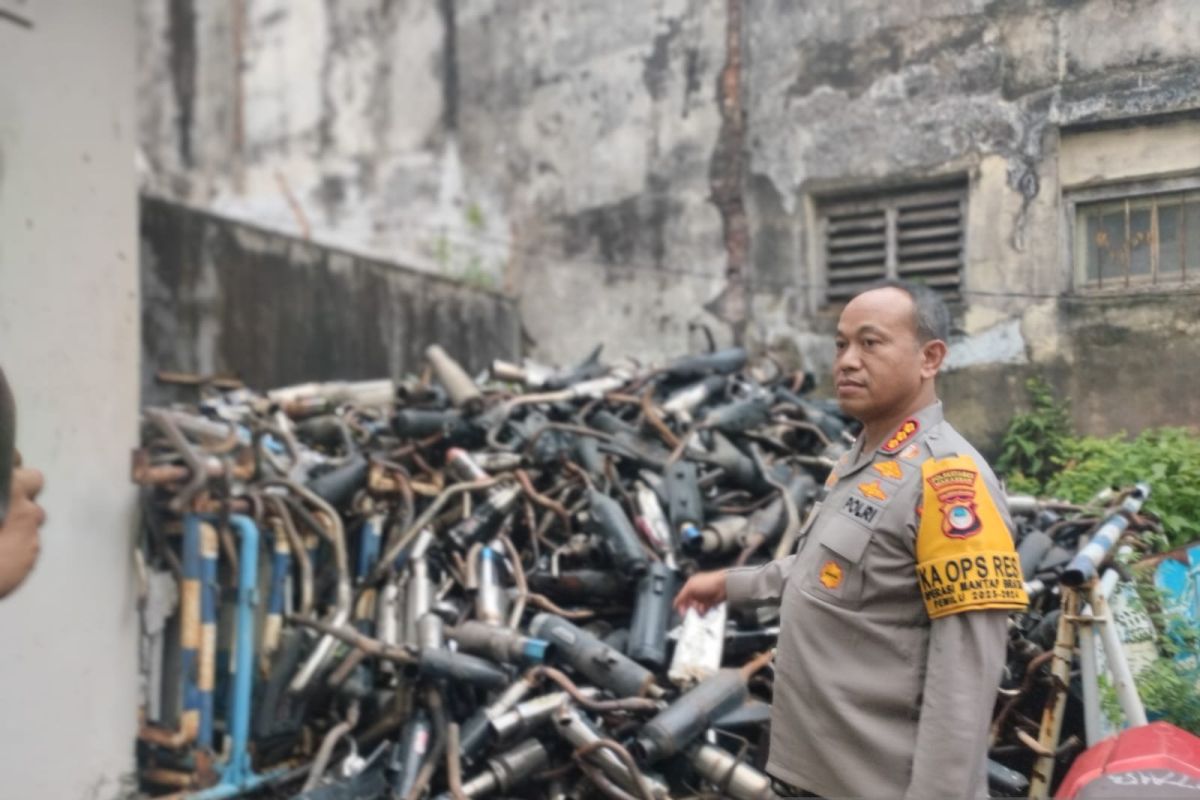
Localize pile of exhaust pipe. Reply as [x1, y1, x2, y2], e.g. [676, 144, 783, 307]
[132, 342, 1158, 799]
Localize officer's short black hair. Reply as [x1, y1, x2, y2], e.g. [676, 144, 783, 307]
[859, 279, 950, 344]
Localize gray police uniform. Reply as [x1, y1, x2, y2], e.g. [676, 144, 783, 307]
[725, 401, 1026, 799]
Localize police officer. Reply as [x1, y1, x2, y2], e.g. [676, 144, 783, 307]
[674, 280, 1027, 799]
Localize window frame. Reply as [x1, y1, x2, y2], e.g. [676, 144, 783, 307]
[816, 179, 968, 307]
[1064, 173, 1200, 294]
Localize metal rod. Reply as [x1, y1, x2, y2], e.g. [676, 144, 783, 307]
[145, 408, 211, 512]
[286, 615, 417, 664]
[139, 516, 203, 750]
[261, 480, 352, 693]
[260, 517, 291, 674]
[1028, 589, 1079, 799]
[302, 701, 361, 792]
[188, 515, 287, 799]
[369, 478, 502, 585]
[1094, 572, 1149, 728]
[225, 515, 261, 783]
[198, 522, 219, 750]
[264, 495, 312, 615]
[1062, 484, 1149, 586]
[1076, 601, 1102, 747]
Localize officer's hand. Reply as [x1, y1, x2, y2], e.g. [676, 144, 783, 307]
[0, 467, 46, 599]
[673, 569, 728, 616]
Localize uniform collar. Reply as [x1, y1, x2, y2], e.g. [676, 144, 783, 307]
[839, 400, 945, 478]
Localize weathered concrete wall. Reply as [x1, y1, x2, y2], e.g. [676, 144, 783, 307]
[141, 197, 521, 402]
[136, 0, 745, 367]
[137, 0, 1200, 445]
[743, 0, 1200, 444]
[0, 2, 140, 797]
[940, 291, 1200, 453]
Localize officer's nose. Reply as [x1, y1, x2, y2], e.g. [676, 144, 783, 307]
[836, 343, 863, 372]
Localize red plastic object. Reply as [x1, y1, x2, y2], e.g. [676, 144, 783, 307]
[1058, 722, 1200, 799]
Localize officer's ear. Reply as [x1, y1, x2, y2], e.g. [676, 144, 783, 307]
[919, 338, 947, 379]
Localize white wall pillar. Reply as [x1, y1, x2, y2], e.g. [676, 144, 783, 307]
[0, 1, 139, 797]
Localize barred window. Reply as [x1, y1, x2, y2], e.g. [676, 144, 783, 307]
[1073, 188, 1200, 289]
[819, 180, 966, 304]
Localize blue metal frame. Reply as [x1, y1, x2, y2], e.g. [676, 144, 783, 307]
[262, 522, 292, 658]
[188, 514, 286, 799]
[198, 523, 219, 749]
[180, 516, 203, 744]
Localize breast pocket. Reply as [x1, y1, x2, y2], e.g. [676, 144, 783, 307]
[803, 523, 872, 609]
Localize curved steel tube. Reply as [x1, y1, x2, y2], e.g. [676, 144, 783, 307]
[368, 478, 501, 584]
[263, 494, 313, 616]
[145, 408, 210, 513]
[301, 701, 361, 792]
[261, 479, 351, 693]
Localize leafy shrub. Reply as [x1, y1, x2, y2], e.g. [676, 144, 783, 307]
[996, 379, 1200, 550]
[1045, 428, 1200, 549]
[1001, 383, 1200, 737]
[995, 377, 1072, 496]
[1100, 607, 1200, 736]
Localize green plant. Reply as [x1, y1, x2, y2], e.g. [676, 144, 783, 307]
[433, 234, 451, 267]
[1137, 657, 1200, 734]
[996, 380, 1200, 550]
[1099, 673, 1121, 729]
[1096, 580, 1200, 736]
[996, 377, 1073, 494]
[465, 203, 486, 231]
[1046, 427, 1200, 549]
[456, 255, 495, 291]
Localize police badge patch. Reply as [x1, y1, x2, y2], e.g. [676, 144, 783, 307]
[873, 461, 904, 481]
[819, 560, 844, 590]
[858, 480, 888, 502]
[915, 455, 1029, 619]
[926, 466, 981, 539]
[882, 419, 919, 453]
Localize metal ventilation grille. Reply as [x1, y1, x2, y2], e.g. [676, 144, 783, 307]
[824, 208, 887, 301]
[821, 183, 965, 303]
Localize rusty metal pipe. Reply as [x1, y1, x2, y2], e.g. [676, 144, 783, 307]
[131, 456, 255, 486]
[259, 517, 291, 672]
[138, 716, 199, 750]
[301, 700, 361, 792]
[1028, 588, 1079, 799]
[426, 345, 484, 411]
[523, 665, 659, 712]
[446, 721, 468, 800]
[263, 494, 313, 616]
[574, 761, 643, 800]
[368, 478, 502, 584]
[496, 532, 527, 628]
[404, 688, 449, 800]
[137, 515, 204, 751]
[286, 614, 416, 665]
[751, 445, 802, 562]
[553, 711, 663, 800]
[144, 408, 211, 512]
[990, 649, 1055, 745]
[262, 480, 351, 693]
[141, 767, 198, 790]
[687, 742, 776, 800]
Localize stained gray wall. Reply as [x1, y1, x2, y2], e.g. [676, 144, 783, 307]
[136, 0, 1200, 445]
[135, 0, 737, 367]
[743, 0, 1200, 447]
[0, 1, 140, 797]
[141, 197, 521, 402]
